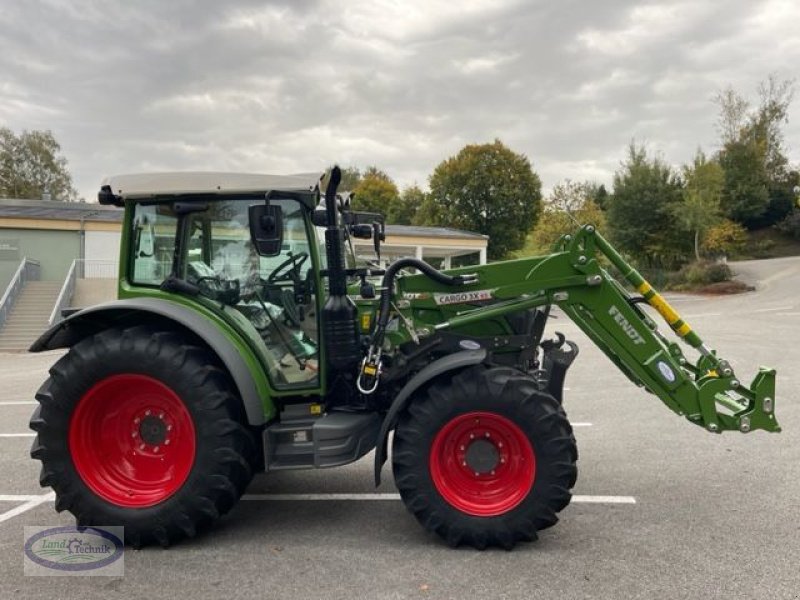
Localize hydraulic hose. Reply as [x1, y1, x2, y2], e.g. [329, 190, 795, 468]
[357, 258, 476, 394]
[371, 258, 477, 349]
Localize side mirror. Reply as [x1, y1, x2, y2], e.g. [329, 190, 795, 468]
[249, 204, 284, 256]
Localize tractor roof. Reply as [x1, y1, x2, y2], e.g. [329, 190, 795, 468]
[99, 172, 322, 207]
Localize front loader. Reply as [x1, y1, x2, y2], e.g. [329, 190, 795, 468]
[29, 167, 779, 550]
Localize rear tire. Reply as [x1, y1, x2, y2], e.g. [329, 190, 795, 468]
[30, 326, 257, 548]
[392, 366, 577, 550]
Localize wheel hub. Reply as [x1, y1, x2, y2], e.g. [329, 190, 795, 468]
[463, 438, 500, 474]
[137, 414, 168, 446]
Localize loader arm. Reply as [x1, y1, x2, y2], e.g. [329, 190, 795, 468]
[431, 225, 779, 434]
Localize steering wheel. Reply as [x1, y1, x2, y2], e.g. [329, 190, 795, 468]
[268, 251, 309, 285]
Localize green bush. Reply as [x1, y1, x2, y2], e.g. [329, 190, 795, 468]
[752, 238, 776, 258]
[672, 260, 732, 287]
[776, 211, 800, 240]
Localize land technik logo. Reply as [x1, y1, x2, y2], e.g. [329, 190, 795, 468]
[24, 526, 124, 576]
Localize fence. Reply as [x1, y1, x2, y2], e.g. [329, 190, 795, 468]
[75, 259, 119, 279]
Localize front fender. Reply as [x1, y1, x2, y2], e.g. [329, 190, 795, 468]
[31, 298, 273, 425]
[373, 348, 486, 486]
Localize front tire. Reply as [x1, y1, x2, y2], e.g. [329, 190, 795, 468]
[392, 366, 577, 549]
[30, 326, 257, 548]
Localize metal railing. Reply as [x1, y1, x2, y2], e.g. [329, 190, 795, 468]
[75, 259, 119, 279]
[48, 259, 77, 326]
[47, 259, 119, 325]
[0, 257, 41, 329]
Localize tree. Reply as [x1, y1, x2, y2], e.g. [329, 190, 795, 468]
[0, 128, 78, 201]
[323, 165, 362, 192]
[514, 180, 606, 257]
[351, 166, 402, 222]
[676, 151, 725, 260]
[593, 184, 610, 210]
[607, 143, 688, 268]
[395, 185, 426, 226]
[425, 140, 542, 259]
[702, 219, 747, 257]
[714, 77, 795, 228]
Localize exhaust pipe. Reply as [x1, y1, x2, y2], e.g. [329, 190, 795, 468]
[321, 167, 361, 373]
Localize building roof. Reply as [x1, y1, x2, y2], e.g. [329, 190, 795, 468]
[0, 198, 123, 222]
[385, 225, 487, 240]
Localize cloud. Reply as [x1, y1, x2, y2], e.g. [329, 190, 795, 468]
[0, 0, 798, 202]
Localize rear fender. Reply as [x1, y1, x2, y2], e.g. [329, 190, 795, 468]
[30, 298, 273, 425]
[373, 349, 486, 486]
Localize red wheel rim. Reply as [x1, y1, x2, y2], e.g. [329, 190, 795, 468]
[429, 411, 535, 517]
[68, 374, 196, 508]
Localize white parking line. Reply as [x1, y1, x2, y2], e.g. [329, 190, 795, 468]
[571, 495, 636, 504]
[753, 306, 794, 313]
[572, 422, 592, 427]
[0, 401, 36, 406]
[0, 495, 47, 502]
[0, 492, 635, 524]
[244, 493, 401, 501]
[0, 492, 54, 524]
[241, 493, 635, 504]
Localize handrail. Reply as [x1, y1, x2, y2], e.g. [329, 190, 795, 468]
[75, 258, 119, 279]
[0, 257, 41, 329]
[49, 259, 78, 326]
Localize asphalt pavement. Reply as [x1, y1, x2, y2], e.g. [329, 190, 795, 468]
[1, 257, 799, 599]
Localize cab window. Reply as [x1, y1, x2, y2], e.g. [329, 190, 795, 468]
[131, 198, 319, 390]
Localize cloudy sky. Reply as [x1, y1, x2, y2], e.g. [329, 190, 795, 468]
[1, 0, 799, 201]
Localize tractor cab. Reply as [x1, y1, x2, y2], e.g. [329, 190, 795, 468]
[109, 173, 330, 390]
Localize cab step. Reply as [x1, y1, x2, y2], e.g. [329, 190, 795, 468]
[263, 409, 380, 471]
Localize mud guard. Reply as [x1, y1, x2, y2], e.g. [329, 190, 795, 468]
[30, 298, 270, 426]
[373, 348, 486, 486]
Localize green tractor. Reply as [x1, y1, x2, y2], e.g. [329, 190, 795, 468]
[29, 167, 779, 549]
